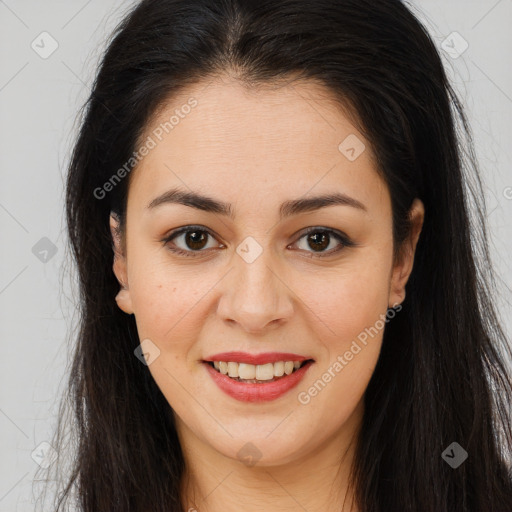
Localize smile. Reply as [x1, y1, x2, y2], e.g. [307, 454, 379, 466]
[202, 359, 315, 402]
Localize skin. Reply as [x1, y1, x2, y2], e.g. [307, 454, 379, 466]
[110, 74, 424, 512]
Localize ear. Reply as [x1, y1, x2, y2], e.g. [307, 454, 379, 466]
[388, 198, 424, 307]
[110, 212, 134, 315]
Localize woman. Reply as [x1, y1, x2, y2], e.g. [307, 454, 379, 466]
[40, 0, 512, 510]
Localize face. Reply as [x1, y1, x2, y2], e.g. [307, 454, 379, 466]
[111, 75, 423, 467]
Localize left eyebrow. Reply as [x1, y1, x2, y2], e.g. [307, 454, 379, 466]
[146, 187, 368, 219]
[147, 188, 234, 217]
[279, 192, 367, 218]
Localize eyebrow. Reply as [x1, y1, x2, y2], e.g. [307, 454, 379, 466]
[146, 187, 367, 219]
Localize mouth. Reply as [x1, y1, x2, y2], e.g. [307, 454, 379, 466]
[202, 356, 315, 402]
[202, 358, 315, 384]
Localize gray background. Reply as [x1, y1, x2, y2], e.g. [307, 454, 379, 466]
[0, 1, 511, 510]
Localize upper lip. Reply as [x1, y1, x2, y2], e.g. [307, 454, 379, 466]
[203, 352, 314, 365]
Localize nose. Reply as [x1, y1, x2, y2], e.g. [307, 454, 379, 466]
[216, 245, 294, 334]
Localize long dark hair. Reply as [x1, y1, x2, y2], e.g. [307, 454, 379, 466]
[37, 0, 512, 510]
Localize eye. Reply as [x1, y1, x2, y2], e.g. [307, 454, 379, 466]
[290, 227, 354, 257]
[162, 225, 354, 258]
[162, 225, 223, 257]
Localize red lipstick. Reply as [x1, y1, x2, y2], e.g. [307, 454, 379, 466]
[202, 352, 315, 403]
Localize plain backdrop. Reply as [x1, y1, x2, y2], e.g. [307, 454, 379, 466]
[0, 1, 511, 510]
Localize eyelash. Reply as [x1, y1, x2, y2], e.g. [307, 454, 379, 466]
[161, 225, 355, 258]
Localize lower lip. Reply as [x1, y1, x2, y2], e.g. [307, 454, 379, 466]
[203, 361, 314, 403]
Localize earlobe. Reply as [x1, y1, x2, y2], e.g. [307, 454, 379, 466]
[388, 198, 425, 308]
[110, 212, 134, 315]
[115, 287, 134, 315]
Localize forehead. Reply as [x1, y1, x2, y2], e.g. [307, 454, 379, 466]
[128, 75, 388, 216]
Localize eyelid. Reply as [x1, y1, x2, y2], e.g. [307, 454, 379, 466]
[294, 225, 352, 242]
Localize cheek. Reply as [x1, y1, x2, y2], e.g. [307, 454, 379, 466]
[129, 268, 211, 344]
[125, 254, 215, 410]
[125, 241, 212, 344]
[291, 253, 391, 417]
[298, 253, 392, 348]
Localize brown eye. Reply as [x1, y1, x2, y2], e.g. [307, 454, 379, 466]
[305, 232, 330, 251]
[183, 230, 209, 250]
[163, 226, 222, 257]
[292, 228, 353, 257]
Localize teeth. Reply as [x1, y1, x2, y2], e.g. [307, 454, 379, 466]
[239, 363, 256, 379]
[274, 361, 284, 377]
[255, 363, 274, 380]
[209, 360, 307, 380]
[228, 362, 239, 378]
